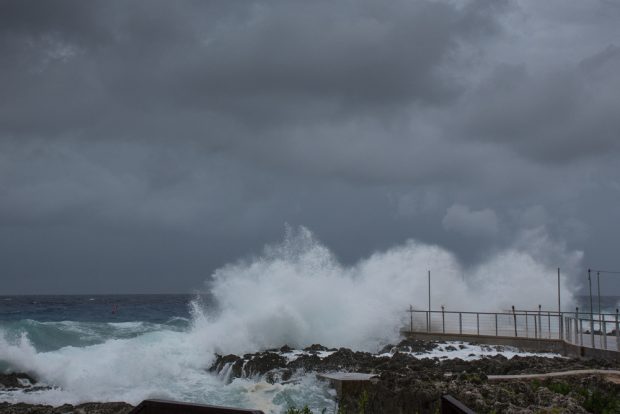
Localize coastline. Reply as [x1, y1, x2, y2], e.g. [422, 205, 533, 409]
[3, 339, 620, 413]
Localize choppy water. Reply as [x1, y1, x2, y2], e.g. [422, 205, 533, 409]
[0, 295, 192, 352]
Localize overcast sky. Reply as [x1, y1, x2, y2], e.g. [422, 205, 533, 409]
[1, 0, 619, 294]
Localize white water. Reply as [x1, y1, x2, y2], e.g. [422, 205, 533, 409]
[192, 226, 579, 354]
[0, 226, 581, 412]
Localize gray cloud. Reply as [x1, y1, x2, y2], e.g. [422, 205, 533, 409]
[456, 45, 620, 162]
[0, 0, 619, 293]
[442, 204, 499, 238]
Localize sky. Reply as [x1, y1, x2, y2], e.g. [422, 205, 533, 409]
[1, 0, 619, 294]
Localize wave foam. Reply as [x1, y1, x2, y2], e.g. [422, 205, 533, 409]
[190, 226, 579, 354]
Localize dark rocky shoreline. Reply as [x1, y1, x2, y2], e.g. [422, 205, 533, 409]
[3, 339, 620, 413]
[209, 339, 620, 413]
[0, 402, 133, 414]
[0, 373, 133, 414]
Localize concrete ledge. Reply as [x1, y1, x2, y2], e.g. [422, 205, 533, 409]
[563, 342, 620, 360]
[317, 373, 378, 400]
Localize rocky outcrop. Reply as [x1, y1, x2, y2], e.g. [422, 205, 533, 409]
[207, 339, 620, 413]
[0, 374, 37, 390]
[0, 374, 132, 414]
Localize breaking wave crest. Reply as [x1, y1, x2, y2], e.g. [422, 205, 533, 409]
[191, 226, 579, 354]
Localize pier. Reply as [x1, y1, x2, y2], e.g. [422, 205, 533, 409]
[403, 306, 620, 360]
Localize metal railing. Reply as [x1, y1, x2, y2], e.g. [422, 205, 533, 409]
[405, 306, 620, 352]
[562, 311, 620, 351]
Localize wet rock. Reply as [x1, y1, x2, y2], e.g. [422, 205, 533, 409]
[209, 354, 245, 379]
[0, 402, 133, 414]
[0, 373, 37, 389]
[287, 353, 322, 372]
[243, 352, 287, 377]
[207, 341, 620, 413]
[72, 403, 134, 414]
[303, 344, 329, 353]
[264, 368, 292, 384]
[379, 338, 440, 355]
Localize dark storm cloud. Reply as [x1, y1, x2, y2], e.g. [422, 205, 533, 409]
[1, 0, 619, 293]
[456, 45, 620, 163]
[0, 0, 503, 138]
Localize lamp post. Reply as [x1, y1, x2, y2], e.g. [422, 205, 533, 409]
[588, 269, 594, 347]
[427, 270, 431, 330]
[597, 271, 601, 316]
[428, 270, 431, 313]
[558, 268, 562, 339]
[557, 268, 561, 314]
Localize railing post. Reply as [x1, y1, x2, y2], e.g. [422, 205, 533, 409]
[441, 306, 445, 334]
[576, 307, 580, 345]
[525, 310, 529, 337]
[512, 306, 517, 337]
[603, 318, 607, 350]
[534, 313, 538, 339]
[591, 310, 595, 349]
[615, 309, 620, 351]
[459, 312, 462, 334]
[538, 305, 542, 340]
[495, 313, 498, 336]
[477, 313, 480, 335]
[426, 310, 430, 332]
[548, 311, 551, 339]
[409, 305, 413, 333]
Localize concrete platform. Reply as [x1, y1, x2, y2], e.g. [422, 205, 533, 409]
[316, 373, 378, 399]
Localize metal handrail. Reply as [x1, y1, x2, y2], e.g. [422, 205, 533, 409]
[408, 308, 619, 317]
[405, 306, 620, 352]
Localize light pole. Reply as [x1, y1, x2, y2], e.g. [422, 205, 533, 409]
[427, 270, 431, 330]
[428, 270, 431, 314]
[557, 267, 561, 314]
[588, 269, 594, 347]
[597, 271, 601, 316]
[558, 268, 562, 339]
